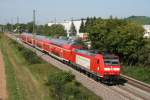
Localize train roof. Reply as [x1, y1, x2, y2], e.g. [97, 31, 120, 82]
[21, 33, 83, 47]
[75, 49, 96, 56]
[75, 49, 119, 57]
[21, 33, 50, 41]
[35, 35, 49, 40]
[50, 38, 76, 46]
[21, 32, 33, 36]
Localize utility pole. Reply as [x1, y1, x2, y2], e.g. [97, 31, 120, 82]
[33, 9, 36, 37]
[33, 9, 36, 53]
[17, 16, 19, 34]
[11, 18, 13, 32]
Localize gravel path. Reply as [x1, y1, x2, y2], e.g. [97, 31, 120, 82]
[0, 51, 8, 100]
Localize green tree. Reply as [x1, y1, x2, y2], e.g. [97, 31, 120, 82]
[0, 25, 3, 32]
[69, 21, 77, 36]
[42, 24, 51, 35]
[36, 25, 44, 34]
[87, 18, 147, 66]
[49, 24, 66, 36]
[79, 19, 85, 33]
[19, 23, 27, 33]
[6, 23, 12, 31]
[84, 17, 90, 27]
[84, 17, 97, 32]
[26, 22, 34, 33]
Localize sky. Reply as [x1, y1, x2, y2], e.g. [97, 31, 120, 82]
[0, 0, 149, 24]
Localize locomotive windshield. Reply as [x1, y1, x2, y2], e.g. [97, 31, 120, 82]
[104, 56, 119, 65]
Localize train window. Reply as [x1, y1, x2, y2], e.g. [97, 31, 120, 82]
[111, 61, 119, 65]
[104, 60, 119, 65]
[104, 60, 111, 65]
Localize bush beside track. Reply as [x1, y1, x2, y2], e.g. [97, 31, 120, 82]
[11, 40, 42, 64]
[0, 33, 101, 100]
[122, 66, 150, 84]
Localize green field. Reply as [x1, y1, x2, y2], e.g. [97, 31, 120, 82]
[0, 33, 101, 100]
[122, 65, 150, 84]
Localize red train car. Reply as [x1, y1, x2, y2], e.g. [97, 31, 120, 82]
[20, 33, 121, 83]
[49, 39, 83, 61]
[20, 33, 32, 44]
[34, 35, 50, 51]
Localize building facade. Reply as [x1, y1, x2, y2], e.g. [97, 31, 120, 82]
[143, 25, 150, 38]
[48, 19, 86, 37]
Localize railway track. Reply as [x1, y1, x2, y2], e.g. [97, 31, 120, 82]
[6, 33, 150, 100]
[110, 83, 150, 100]
[121, 74, 150, 93]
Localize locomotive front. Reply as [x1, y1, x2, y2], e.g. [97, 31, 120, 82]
[102, 54, 121, 82]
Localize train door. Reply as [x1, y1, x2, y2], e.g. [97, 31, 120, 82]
[91, 58, 101, 74]
[95, 55, 105, 77]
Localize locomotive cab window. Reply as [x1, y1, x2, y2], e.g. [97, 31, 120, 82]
[111, 61, 119, 65]
[104, 55, 119, 65]
[104, 60, 111, 65]
[104, 59, 119, 65]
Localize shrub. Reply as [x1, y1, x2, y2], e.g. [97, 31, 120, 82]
[10, 40, 42, 64]
[47, 71, 75, 87]
[47, 71, 96, 100]
[21, 48, 41, 64]
[63, 82, 88, 100]
[47, 71, 75, 100]
[47, 71, 77, 99]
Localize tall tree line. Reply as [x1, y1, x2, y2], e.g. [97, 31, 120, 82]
[1, 22, 66, 37]
[79, 17, 150, 66]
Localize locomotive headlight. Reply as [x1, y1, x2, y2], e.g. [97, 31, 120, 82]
[113, 68, 120, 71]
[104, 68, 110, 71]
[97, 67, 99, 70]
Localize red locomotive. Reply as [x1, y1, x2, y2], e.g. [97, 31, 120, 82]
[20, 33, 121, 83]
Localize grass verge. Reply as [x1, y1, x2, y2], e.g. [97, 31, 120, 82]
[122, 65, 150, 84]
[0, 34, 21, 100]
